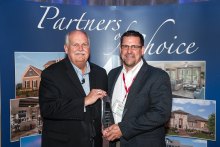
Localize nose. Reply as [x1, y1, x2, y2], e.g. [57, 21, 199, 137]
[127, 47, 132, 53]
[78, 44, 84, 51]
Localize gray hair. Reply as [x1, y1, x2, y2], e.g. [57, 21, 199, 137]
[65, 30, 90, 45]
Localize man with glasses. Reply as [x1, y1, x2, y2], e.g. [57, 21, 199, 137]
[103, 30, 172, 147]
[39, 30, 107, 147]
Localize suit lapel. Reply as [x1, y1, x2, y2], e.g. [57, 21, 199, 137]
[89, 64, 96, 90]
[122, 61, 149, 119]
[109, 67, 123, 98]
[64, 58, 86, 96]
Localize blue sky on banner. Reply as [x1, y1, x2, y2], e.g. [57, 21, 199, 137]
[166, 136, 207, 147]
[172, 98, 215, 120]
[15, 52, 65, 84]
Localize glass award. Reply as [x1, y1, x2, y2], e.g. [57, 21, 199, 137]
[102, 96, 114, 129]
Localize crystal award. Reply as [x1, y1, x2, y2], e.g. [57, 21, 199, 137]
[102, 96, 114, 129]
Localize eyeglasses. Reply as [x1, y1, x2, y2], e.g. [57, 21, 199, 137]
[121, 45, 142, 50]
[71, 43, 89, 49]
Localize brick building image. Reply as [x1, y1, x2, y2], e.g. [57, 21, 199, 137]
[168, 110, 208, 132]
[22, 65, 42, 91]
[16, 59, 62, 98]
[166, 98, 216, 140]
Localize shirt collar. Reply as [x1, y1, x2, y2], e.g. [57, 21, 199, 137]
[122, 59, 143, 75]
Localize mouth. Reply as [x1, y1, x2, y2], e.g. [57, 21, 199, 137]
[75, 52, 86, 55]
[125, 54, 134, 59]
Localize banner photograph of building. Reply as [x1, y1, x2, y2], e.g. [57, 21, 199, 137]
[10, 98, 41, 142]
[15, 52, 65, 99]
[166, 98, 216, 140]
[149, 61, 206, 99]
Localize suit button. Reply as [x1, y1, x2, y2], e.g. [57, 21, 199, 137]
[92, 120, 95, 123]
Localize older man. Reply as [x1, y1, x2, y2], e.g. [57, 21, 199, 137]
[103, 30, 172, 147]
[39, 30, 107, 147]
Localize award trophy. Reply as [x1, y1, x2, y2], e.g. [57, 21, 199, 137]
[102, 96, 114, 129]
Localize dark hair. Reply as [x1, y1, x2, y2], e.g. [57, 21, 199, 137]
[120, 30, 144, 46]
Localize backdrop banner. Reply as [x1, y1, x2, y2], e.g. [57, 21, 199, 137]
[0, 1, 219, 147]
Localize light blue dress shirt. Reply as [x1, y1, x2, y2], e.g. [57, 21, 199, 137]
[71, 61, 91, 95]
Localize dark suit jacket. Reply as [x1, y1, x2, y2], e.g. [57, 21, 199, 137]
[108, 59, 172, 147]
[39, 57, 107, 147]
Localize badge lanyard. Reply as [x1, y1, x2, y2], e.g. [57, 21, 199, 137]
[122, 73, 135, 103]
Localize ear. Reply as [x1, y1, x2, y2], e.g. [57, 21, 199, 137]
[64, 45, 68, 54]
[119, 47, 122, 54]
[141, 46, 144, 55]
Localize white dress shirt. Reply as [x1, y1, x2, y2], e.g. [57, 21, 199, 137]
[112, 60, 143, 124]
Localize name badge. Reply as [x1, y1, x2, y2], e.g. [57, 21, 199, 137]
[112, 99, 125, 119]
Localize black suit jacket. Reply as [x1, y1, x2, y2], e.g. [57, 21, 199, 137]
[39, 57, 107, 147]
[108, 59, 172, 147]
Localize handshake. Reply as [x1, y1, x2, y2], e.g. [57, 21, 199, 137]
[102, 96, 122, 141]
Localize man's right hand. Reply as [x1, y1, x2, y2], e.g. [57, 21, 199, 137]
[84, 89, 107, 106]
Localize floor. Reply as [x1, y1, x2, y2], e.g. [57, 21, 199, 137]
[172, 88, 194, 98]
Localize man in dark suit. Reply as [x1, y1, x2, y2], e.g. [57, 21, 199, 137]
[39, 30, 107, 147]
[103, 30, 172, 147]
